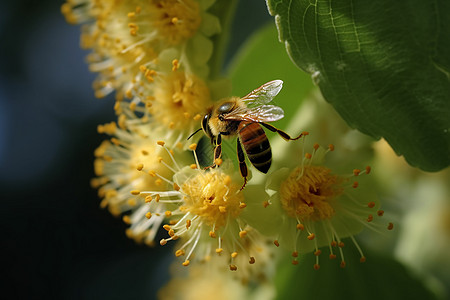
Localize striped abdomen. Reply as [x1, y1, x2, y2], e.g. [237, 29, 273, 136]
[238, 122, 272, 173]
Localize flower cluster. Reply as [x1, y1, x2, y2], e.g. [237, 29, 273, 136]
[62, 0, 222, 139]
[63, 0, 393, 296]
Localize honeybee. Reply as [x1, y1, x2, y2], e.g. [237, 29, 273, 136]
[193, 80, 303, 189]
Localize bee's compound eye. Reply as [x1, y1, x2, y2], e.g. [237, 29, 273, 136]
[201, 114, 212, 138]
[218, 102, 234, 114]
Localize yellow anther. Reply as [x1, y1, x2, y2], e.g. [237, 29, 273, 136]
[111, 137, 120, 146]
[296, 223, 304, 231]
[136, 163, 144, 171]
[214, 158, 223, 166]
[172, 59, 180, 71]
[219, 206, 226, 213]
[163, 225, 171, 231]
[263, 201, 270, 208]
[216, 248, 223, 254]
[145, 212, 152, 219]
[193, 114, 202, 121]
[130, 190, 140, 195]
[353, 169, 361, 176]
[122, 215, 131, 224]
[307, 233, 315, 240]
[239, 231, 247, 238]
[182, 260, 190, 266]
[127, 198, 136, 206]
[157, 141, 165, 146]
[148, 170, 156, 177]
[190, 164, 197, 169]
[231, 252, 238, 258]
[145, 195, 152, 203]
[239, 203, 247, 209]
[186, 219, 191, 229]
[125, 229, 133, 238]
[175, 250, 185, 257]
[387, 222, 394, 230]
[209, 231, 216, 238]
[155, 179, 162, 186]
[189, 143, 197, 151]
[165, 211, 172, 217]
[160, 239, 167, 246]
[173, 182, 180, 191]
[229, 265, 237, 271]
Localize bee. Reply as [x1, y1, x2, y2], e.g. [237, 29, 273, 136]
[192, 80, 303, 189]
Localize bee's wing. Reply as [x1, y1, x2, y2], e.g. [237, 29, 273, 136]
[241, 80, 283, 107]
[223, 105, 285, 123]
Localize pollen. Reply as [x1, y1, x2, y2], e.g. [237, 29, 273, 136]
[279, 165, 342, 221]
[151, 0, 201, 45]
[180, 169, 244, 229]
[151, 71, 212, 131]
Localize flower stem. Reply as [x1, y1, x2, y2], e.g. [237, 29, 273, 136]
[208, 0, 239, 79]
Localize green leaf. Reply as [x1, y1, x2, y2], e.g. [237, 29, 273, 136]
[267, 0, 450, 171]
[275, 245, 438, 300]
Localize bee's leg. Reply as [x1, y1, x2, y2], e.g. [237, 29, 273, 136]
[205, 134, 222, 169]
[214, 134, 223, 165]
[237, 139, 248, 190]
[261, 123, 303, 141]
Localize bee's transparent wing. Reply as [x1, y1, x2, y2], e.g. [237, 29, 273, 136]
[223, 105, 285, 123]
[241, 80, 283, 107]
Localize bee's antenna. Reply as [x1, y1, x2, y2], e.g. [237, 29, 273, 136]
[187, 128, 203, 140]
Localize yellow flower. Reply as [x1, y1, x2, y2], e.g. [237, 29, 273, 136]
[247, 139, 393, 269]
[158, 260, 275, 300]
[90, 112, 190, 245]
[149, 68, 212, 133]
[136, 143, 265, 271]
[61, 0, 221, 100]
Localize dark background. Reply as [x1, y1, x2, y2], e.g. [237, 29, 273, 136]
[0, 0, 271, 299]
